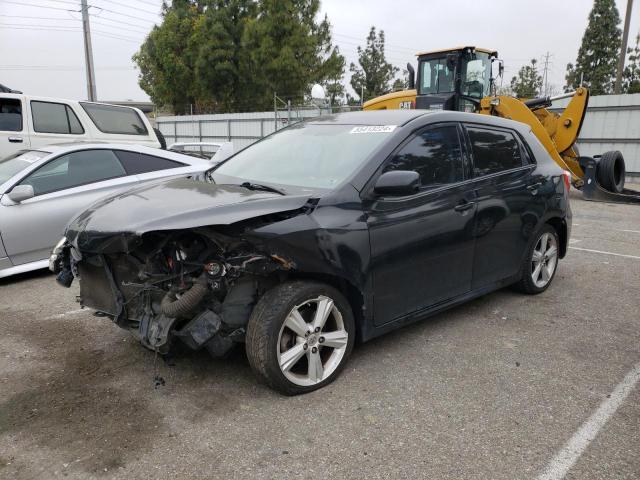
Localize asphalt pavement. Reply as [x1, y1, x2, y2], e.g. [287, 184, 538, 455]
[0, 190, 638, 480]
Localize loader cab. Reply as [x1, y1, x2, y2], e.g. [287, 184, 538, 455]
[414, 46, 499, 112]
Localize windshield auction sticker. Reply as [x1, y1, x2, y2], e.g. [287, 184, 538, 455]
[349, 125, 397, 134]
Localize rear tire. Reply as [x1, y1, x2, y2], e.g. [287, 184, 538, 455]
[597, 151, 625, 193]
[513, 225, 560, 295]
[245, 281, 355, 395]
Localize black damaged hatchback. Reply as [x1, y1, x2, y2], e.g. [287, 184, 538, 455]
[52, 110, 571, 395]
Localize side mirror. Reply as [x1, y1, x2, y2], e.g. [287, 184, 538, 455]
[406, 63, 416, 90]
[7, 184, 35, 203]
[374, 171, 420, 196]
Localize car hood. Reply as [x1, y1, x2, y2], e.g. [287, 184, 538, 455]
[65, 177, 314, 251]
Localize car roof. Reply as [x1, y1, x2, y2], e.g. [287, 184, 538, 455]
[306, 110, 430, 126]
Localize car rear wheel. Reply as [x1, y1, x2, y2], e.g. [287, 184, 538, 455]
[513, 225, 559, 294]
[246, 281, 355, 395]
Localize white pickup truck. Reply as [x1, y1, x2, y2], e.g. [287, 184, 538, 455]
[0, 92, 162, 159]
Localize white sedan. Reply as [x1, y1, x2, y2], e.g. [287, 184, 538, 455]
[0, 143, 214, 279]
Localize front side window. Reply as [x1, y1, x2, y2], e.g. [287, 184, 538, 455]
[467, 127, 523, 177]
[20, 149, 126, 195]
[31, 101, 84, 134]
[80, 103, 148, 135]
[383, 125, 464, 189]
[0, 98, 22, 132]
[419, 58, 455, 95]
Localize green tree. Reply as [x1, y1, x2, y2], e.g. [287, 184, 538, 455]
[510, 59, 543, 98]
[193, 0, 257, 112]
[349, 27, 399, 103]
[243, 0, 345, 110]
[133, 0, 202, 114]
[565, 0, 621, 95]
[623, 33, 640, 93]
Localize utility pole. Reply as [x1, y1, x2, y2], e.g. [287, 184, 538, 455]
[615, 0, 634, 94]
[541, 52, 552, 97]
[81, 0, 97, 101]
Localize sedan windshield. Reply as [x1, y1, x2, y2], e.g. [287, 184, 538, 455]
[0, 150, 48, 185]
[212, 123, 394, 189]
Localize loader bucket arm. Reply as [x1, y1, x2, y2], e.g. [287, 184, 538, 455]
[478, 91, 587, 182]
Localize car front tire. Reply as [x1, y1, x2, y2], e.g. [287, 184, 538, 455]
[246, 281, 355, 395]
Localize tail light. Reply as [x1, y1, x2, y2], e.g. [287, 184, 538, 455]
[562, 171, 571, 195]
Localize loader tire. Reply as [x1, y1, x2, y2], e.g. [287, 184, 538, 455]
[597, 151, 625, 193]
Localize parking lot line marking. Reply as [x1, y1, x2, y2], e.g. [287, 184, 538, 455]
[568, 239, 581, 244]
[621, 229, 640, 234]
[536, 361, 640, 480]
[569, 246, 640, 260]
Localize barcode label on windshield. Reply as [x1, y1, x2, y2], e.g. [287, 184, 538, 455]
[349, 125, 397, 134]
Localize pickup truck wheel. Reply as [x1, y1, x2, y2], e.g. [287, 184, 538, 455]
[513, 225, 559, 295]
[246, 281, 355, 395]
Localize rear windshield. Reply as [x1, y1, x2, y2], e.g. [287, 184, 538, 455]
[0, 150, 48, 184]
[80, 102, 148, 135]
[212, 123, 394, 189]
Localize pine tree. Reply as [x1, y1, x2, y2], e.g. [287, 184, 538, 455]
[132, 0, 203, 114]
[510, 59, 543, 98]
[565, 0, 621, 95]
[623, 33, 640, 94]
[243, 0, 346, 110]
[349, 27, 399, 103]
[193, 0, 257, 112]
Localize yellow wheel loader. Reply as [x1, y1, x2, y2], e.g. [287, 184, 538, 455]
[363, 46, 640, 203]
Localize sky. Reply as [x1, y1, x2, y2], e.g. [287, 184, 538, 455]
[0, 0, 638, 102]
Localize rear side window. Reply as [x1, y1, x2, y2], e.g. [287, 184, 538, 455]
[467, 127, 523, 176]
[0, 98, 22, 132]
[383, 125, 464, 188]
[19, 149, 126, 195]
[31, 101, 84, 134]
[80, 103, 148, 135]
[113, 150, 184, 174]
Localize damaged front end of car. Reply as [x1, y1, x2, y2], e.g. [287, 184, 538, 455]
[51, 215, 304, 358]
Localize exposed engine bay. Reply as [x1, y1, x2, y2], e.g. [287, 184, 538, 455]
[54, 228, 293, 357]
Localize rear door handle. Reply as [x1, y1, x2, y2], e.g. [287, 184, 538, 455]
[8, 137, 23, 143]
[454, 200, 475, 212]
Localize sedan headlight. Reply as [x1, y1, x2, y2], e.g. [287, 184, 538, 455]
[49, 236, 67, 273]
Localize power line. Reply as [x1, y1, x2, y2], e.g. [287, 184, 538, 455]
[2, 1, 79, 12]
[89, 5, 159, 24]
[90, 16, 151, 34]
[0, 14, 77, 21]
[91, 0, 162, 16]
[131, 0, 164, 6]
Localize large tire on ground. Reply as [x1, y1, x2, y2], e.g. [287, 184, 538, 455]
[246, 281, 355, 395]
[596, 150, 625, 193]
[512, 224, 560, 295]
[153, 127, 167, 149]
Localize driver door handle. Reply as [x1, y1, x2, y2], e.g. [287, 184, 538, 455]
[454, 200, 475, 212]
[8, 137, 23, 143]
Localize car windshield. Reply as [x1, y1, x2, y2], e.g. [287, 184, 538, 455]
[211, 123, 394, 190]
[0, 150, 48, 184]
